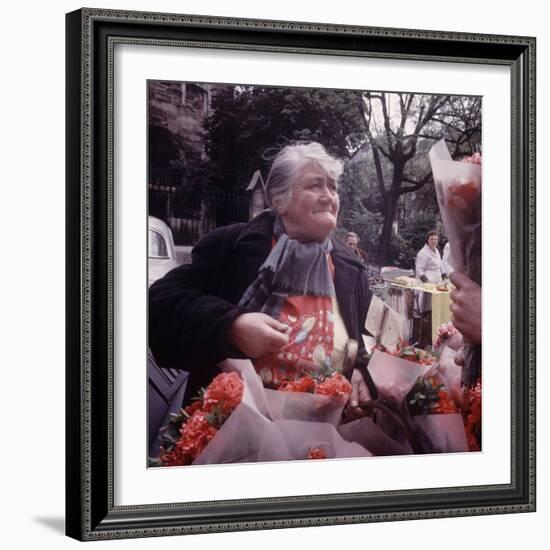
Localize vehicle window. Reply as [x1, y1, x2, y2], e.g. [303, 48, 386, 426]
[148, 229, 169, 258]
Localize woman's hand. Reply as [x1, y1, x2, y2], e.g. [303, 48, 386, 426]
[343, 369, 372, 421]
[449, 272, 482, 345]
[227, 312, 289, 358]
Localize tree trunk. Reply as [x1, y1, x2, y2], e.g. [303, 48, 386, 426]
[380, 192, 398, 265]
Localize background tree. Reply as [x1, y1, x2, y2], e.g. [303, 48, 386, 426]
[357, 92, 450, 264]
[198, 86, 481, 267]
[353, 92, 482, 265]
[336, 155, 384, 257]
[204, 86, 364, 190]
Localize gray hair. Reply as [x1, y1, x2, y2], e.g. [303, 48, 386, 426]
[265, 142, 344, 211]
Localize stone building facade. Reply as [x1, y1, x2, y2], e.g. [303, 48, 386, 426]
[148, 81, 229, 177]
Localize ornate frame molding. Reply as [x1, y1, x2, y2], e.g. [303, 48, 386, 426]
[66, 8, 536, 541]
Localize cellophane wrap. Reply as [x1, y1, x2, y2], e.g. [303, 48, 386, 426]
[429, 139, 481, 283]
[367, 349, 468, 453]
[415, 358, 468, 453]
[429, 139, 482, 386]
[193, 359, 412, 464]
[367, 350, 432, 405]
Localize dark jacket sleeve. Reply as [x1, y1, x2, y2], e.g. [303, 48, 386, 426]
[354, 268, 378, 400]
[148, 224, 247, 372]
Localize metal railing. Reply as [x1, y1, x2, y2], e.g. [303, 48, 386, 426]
[148, 172, 249, 245]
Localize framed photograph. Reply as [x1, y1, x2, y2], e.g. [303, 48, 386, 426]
[66, 7, 536, 541]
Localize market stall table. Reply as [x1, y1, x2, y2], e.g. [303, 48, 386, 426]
[378, 275, 453, 347]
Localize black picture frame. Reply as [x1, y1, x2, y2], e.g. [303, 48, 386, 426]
[66, 7, 536, 541]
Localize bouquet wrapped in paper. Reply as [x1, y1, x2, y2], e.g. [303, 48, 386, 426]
[429, 139, 482, 283]
[155, 359, 412, 466]
[429, 139, 482, 386]
[367, 349, 470, 453]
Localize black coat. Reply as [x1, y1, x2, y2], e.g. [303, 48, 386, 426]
[149, 210, 376, 404]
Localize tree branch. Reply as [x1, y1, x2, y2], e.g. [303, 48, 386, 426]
[402, 133, 444, 140]
[400, 171, 433, 192]
[372, 147, 388, 203]
[349, 140, 369, 160]
[376, 93, 395, 154]
[398, 93, 414, 133]
[361, 95, 391, 158]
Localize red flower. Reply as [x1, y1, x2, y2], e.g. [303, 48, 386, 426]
[176, 411, 218, 461]
[315, 373, 352, 398]
[184, 399, 203, 416]
[202, 372, 244, 416]
[447, 177, 481, 211]
[158, 373, 244, 467]
[280, 376, 316, 393]
[433, 390, 459, 414]
[159, 447, 193, 467]
[462, 380, 482, 451]
[308, 447, 327, 459]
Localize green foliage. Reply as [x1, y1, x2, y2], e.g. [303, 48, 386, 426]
[407, 376, 444, 416]
[400, 213, 442, 255]
[157, 409, 187, 453]
[204, 86, 365, 191]
[336, 158, 383, 261]
[387, 233, 416, 269]
[191, 87, 481, 267]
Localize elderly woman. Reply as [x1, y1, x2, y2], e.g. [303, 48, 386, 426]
[149, 142, 376, 418]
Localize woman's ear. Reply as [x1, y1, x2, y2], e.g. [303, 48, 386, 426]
[272, 196, 287, 216]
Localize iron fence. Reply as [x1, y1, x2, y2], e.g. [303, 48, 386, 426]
[148, 171, 250, 245]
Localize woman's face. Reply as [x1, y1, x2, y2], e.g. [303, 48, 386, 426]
[427, 235, 439, 250]
[277, 163, 340, 242]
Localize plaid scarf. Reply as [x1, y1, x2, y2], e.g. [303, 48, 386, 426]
[238, 216, 335, 318]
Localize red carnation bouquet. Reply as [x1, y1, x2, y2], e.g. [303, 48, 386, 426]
[157, 372, 244, 466]
[279, 369, 352, 398]
[154, 360, 370, 466]
[264, 364, 353, 429]
[366, 348, 474, 453]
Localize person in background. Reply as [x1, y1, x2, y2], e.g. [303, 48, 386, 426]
[442, 241, 454, 277]
[415, 230, 444, 285]
[413, 230, 444, 346]
[345, 231, 369, 264]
